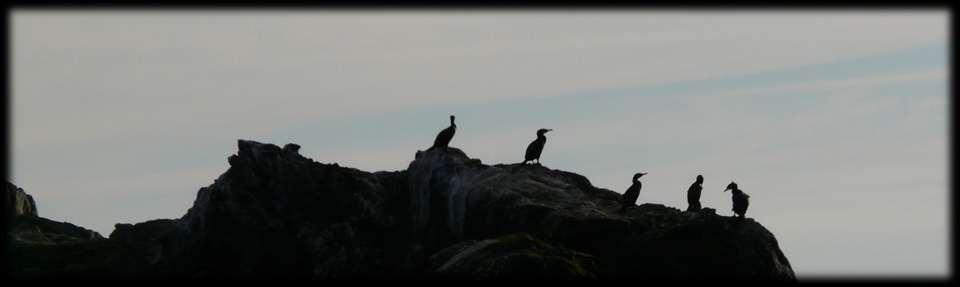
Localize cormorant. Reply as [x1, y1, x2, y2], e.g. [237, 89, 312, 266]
[431, 115, 456, 150]
[522, 128, 552, 164]
[619, 172, 646, 213]
[724, 182, 750, 218]
[687, 175, 703, 211]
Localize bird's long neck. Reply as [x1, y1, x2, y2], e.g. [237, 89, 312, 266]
[537, 133, 546, 140]
[450, 119, 456, 128]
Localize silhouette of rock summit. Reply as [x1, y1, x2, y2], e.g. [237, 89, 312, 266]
[8, 140, 795, 279]
[6, 182, 37, 218]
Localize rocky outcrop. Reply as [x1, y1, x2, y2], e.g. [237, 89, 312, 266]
[158, 139, 411, 277]
[9, 216, 104, 244]
[5, 182, 103, 244]
[404, 147, 793, 279]
[6, 182, 38, 218]
[8, 140, 795, 279]
[6, 182, 111, 278]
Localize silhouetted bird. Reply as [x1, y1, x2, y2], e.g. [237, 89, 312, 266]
[619, 172, 646, 213]
[724, 182, 750, 219]
[431, 115, 456, 150]
[522, 128, 552, 164]
[687, 175, 704, 211]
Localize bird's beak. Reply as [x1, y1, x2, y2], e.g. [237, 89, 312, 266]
[724, 187, 730, 192]
[547, 129, 554, 132]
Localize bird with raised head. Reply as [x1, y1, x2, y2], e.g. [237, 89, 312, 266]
[724, 181, 750, 219]
[522, 128, 552, 165]
[619, 172, 647, 213]
[431, 115, 456, 150]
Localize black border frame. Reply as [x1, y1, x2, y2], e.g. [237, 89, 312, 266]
[1, 2, 954, 284]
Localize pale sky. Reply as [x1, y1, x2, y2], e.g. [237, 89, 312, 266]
[11, 10, 949, 278]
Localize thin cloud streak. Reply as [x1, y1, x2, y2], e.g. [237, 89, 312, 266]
[13, 11, 946, 146]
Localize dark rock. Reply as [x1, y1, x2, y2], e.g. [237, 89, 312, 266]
[8, 140, 795, 280]
[6, 182, 118, 278]
[161, 139, 406, 277]
[428, 233, 598, 279]
[6, 182, 38, 217]
[400, 147, 793, 279]
[6, 182, 102, 244]
[283, 143, 301, 154]
[110, 219, 179, 268]
[10, 216, 105, 244]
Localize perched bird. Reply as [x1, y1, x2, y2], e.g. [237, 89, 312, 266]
[724, 182, 750, 219]
[686, 175, 704, 212]
[522, 128, 553, 164]
[619, 172, 647, 213]
[431, 115, 456, 150]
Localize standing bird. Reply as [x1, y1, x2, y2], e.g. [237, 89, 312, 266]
[522, 128, 552, 164]
[724, 182, 750, 219]
[686, 175, 704, 212]
[619, 172, 647, 213]
[431, 115, 456, 150]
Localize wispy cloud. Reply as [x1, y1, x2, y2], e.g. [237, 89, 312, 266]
[13, 11, 947, 146]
